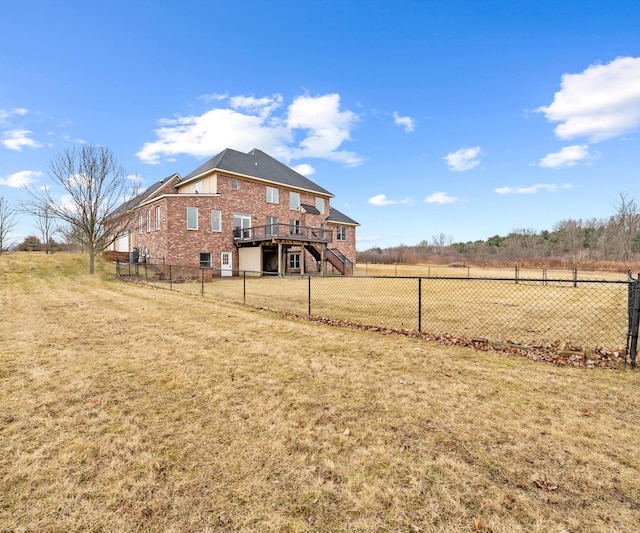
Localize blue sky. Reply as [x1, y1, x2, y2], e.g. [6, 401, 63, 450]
[2, 0, 640, 250]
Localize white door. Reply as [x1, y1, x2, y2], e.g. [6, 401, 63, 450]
[221, 252, 232, 276]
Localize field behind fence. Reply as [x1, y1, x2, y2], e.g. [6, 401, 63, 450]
[115, 260, 631, 358]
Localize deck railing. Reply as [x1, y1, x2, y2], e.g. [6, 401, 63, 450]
[233, 223, 333, 243]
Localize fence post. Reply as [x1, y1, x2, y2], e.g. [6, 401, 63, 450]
[418, 278, 422, 332]
[201, 268, 204, 296]
[573, 267, 578, 288]
[308, 275, 311, 316]
[628, 271, 640, 367]
[169, 265, 173, 290]
[144, 262, 148, 283]
[243, 271, 246, 304]
[515, 265, 519, 284]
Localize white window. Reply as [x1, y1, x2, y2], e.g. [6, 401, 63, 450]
[266, 186, 279, 204]
[231, 178, 239, 190]
[289, 253, 300, 270]
[233, 213, 251, 239]
[194, 180, 202, 194]
[337, 226, 347, 241]
[187, 207, 198, 230]
[155, 206, 160, 230]
[266, 216, 278, 236]
[289, 219, 301, 235]
[146, 210, 151, 232]
[200, 253, 211, 268]
[290, 191, 300, 210]
[315, 197, 325, 214]
[211, 209, 221, 232]
[138, 213, 143, 234]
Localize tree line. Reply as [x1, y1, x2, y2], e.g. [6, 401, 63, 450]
[357, 193, 640, 270]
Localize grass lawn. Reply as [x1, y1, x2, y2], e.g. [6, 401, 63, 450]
[1, 252, 640, 532]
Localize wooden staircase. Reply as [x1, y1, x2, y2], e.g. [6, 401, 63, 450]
[304, 245, 353, 275]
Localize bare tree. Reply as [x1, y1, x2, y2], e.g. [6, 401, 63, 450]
[0, 196, 17, 254]
[612, 192, 640, 262]
[432, 232, 453, 254]
[24, 144, 133, 273]
[18, 201, 59, 254]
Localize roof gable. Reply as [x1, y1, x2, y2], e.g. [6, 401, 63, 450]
[181, 148, 333, 196]
[326, 206, 359, 226]
[112, 174, 180, 215]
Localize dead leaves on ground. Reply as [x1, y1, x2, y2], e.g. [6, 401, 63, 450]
[276, 310, 629, 369]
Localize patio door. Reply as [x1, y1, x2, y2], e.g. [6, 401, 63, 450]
[221, 251, 232, 276]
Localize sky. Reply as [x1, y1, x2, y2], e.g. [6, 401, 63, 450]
[1, 0, 640, 250]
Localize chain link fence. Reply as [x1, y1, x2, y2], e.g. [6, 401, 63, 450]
[115, 259, 636, 364]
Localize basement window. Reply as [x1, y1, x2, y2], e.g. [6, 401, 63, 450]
[200, 253, 212, 268]
[289, 253, 300, 270]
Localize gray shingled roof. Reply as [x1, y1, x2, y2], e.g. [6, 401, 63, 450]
[182, 148, 333, 196]
[111, 175, 178, 216]
[327, 207, 359, 226]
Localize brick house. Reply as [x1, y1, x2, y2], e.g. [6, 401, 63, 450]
[110, 148, 359, 275]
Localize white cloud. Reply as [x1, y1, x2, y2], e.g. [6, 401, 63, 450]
[0, 170, 43, 188]
[425, 192, 458, 204]
[286, 93, 361, 165]
[126, 174, 145, 184]
[0, 107, 28, 123]
[197, 93, 228, 102]
[62, 133, 87, 144]
[444, 146, 481, 171]
[291, 163, 315, 176]
[369, 194, 396, 206]
[538, 144, 598, 168]
[537, 56, 640, 142]
[393, 111, 415, 133]
[495, 183, 572, 195]
[368, 194, 412, 206]
[137, 93, 362, 167]
[229, 94, 283, 118]
[2, 129, 42, 151]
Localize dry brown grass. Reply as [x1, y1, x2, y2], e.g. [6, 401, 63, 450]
[355, 263, 629, 281]
[2, 252, 640, 532]
[132, 266, 628, 352]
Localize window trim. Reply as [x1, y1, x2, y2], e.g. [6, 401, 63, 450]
[200, 252, 212, 268]
[266, 216, 278, 236]
[155, 206, 160, 230]
[266, 186, 279, 204]
[187, 206, 198, 230]
[231, 178, 239, 190]
[233, 213, 252, 239]
[289, 219, 301, 235]
[336, 225, 347, 241]
[289, 253, 300, 270]
[211, 209, 222, 232]
[289, 191, 300, 210]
